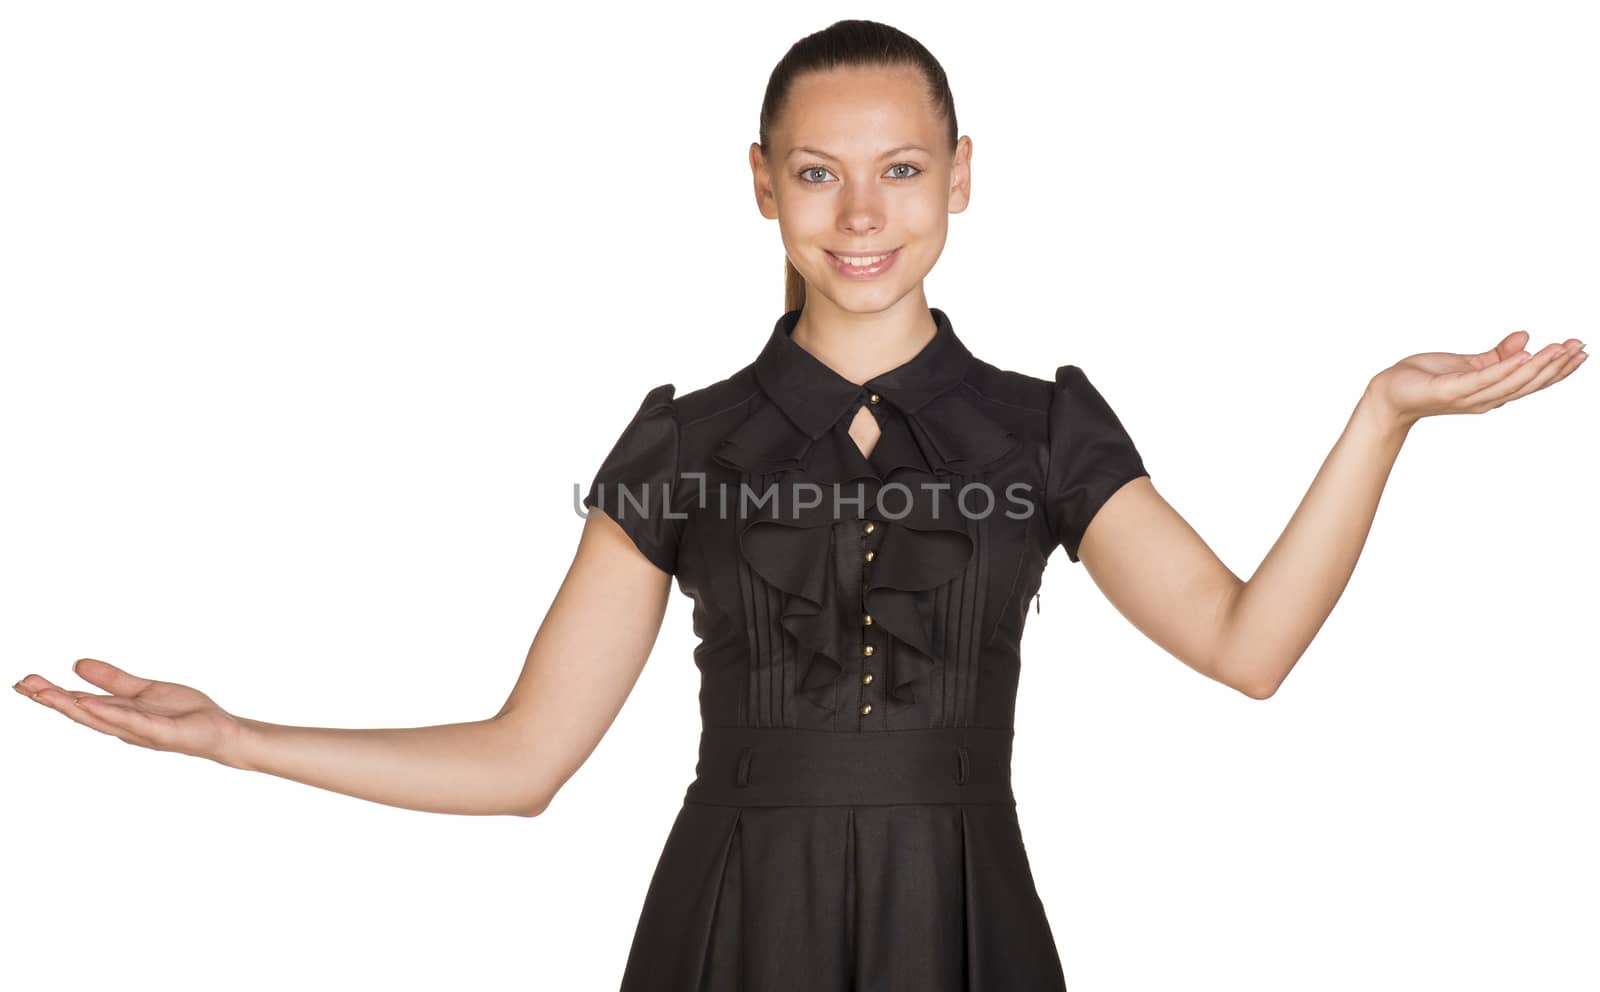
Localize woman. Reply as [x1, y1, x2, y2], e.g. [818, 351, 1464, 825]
[13, 18, 1585, 991]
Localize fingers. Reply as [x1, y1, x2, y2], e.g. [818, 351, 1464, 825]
[14, 677, 144, 743]
[14, 675, 74, 704]
[1443, 346, 1536, 398]
[1497, 340, 1587, 402]
[71, 658, 158, 698]
[1458, 340, 1585, 411]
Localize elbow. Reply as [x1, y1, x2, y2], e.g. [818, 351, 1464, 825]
[518, 775, 569, 817]
[491, 716, 561, 817]
[1241, 679, 1280, 701]
[517, 784, 557, 818]
[1235, 661, 1283, 700]
[517, 794, 552, 818]
[1216, 655, 1281, 700]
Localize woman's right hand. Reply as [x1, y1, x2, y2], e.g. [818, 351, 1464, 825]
[13, 658, 247, 767]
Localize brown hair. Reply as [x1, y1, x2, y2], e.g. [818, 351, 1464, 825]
[758, 20, 960, 313]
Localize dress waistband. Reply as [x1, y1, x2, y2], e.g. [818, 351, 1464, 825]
[682, 726, 1016, 807]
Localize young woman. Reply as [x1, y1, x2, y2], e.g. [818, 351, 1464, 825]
[13, 18, 1585, 991]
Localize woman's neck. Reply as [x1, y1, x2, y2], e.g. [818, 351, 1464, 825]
[789, 295, 938, 385]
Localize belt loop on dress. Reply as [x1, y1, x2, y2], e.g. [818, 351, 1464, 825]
[735, 746, 753, 788]
[955, 745, 970, 785]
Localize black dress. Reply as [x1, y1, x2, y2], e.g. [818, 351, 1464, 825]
[582, 306, 1149, 991]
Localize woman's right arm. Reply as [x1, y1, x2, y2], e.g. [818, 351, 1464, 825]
[12, 509, 673, 819]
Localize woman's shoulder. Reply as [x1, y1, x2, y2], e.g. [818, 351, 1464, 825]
[669, 365, 763, 427]
[611, 365, 767, 475]
[965, 355, 1140, 432]
[961, 356, 1055, 416]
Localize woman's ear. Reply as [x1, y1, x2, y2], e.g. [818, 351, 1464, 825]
[947, 134, 973, 214]
[750, 142, 780, 219]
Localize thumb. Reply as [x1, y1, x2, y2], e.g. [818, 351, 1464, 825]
[73, 658, 158, 697]
[1480, 330, 1530, 364]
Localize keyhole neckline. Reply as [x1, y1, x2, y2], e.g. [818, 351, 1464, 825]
[751, 306, 974, 443]
[846, 399, 885, 465]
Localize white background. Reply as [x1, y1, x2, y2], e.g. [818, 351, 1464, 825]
[3, 2, 1595, 990]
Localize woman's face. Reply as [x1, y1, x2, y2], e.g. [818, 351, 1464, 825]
[753, 64, 972, 314]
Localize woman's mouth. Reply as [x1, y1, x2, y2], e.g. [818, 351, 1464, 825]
[825, 246, 901, 278]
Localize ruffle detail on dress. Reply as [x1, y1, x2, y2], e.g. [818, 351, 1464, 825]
[716, 383, 1021, 706]
[728, 457, 976, 705]
[711, 399, 817, 477]
[734, 492, 852, 702]
[861, 479, 974, 704]
[903, 387, 1021, 476]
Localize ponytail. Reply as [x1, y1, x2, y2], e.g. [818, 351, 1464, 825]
[783, 256, 807, 313]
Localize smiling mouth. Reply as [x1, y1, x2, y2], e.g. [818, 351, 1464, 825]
[828, 248, 898, 263]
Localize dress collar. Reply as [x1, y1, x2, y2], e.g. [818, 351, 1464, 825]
[752, 306, 974, 440]
[716, 306, 1017, 478]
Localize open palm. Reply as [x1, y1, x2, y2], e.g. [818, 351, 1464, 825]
[1371, 330, 1586, 427]
[13, 658, 243, 766]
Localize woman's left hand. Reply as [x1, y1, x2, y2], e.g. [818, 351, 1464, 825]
[1367, 330, 1586, 430]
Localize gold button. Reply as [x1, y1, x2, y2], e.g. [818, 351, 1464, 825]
[863, 613, 873, 626]
[861, 703, 873, 716]
[868, 392, 881, 405]
[863, 645, 874, 657]
[862, 672, 874, 685]
[863, 520, 876, 534]
[864, 550, 875, 562]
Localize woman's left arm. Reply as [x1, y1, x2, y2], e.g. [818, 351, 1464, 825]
[1077, 332, 1586, 699]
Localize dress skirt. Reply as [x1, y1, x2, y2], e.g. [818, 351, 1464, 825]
[617, 726, 1070, 991]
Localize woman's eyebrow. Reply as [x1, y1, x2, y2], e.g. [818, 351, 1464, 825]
[787, 144, 931, 162]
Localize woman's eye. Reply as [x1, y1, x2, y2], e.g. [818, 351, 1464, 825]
[796, 163, 923, 185]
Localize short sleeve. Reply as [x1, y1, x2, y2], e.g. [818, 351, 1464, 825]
[1045, 365, 1149, 563]
[582, 382, 684, 575]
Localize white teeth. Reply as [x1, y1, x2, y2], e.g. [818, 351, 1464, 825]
[834, 252, 891, 267]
